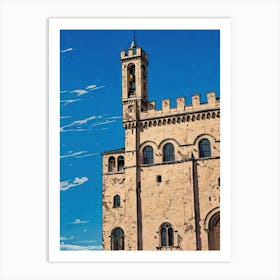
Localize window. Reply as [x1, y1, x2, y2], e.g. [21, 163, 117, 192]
[143, 146, 154, 164]
[117, 156, 124, 171]
[132, 48, 137, 55]
[128, 64, 135, 97]
[108, 156, 115, 172]
[113, 195, 120, 208]
[199, 139, 211, 158]
[111, 227, 124, 250]
[160, 223, 174, 247]
[163, 143, 175, 162]
[156, 175, 162, 183]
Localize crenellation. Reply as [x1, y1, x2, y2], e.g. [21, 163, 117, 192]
[192, 94, 201, 108]
[120, 50, 126, 58]
[176, 97, 185, 111]
[140, 93, 219, 120]
[162, 99, 170, 112]
[148, 101, 156, 110]
[207, 92, 216, 104]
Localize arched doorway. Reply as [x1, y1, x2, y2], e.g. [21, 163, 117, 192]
[208, 212, 220, 250]
[111, 227, 125, 250]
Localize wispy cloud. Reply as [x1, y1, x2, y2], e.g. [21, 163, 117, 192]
[86, 84, 98, 90]
[61, 48, 75, 53]
[61, 99, 82, 106]
[60, 244, 103, 251]
[86, 84, 105, 91]
[73, 115, 102, 125]
[60, 90, 69, 93]
[60, 151, 98, 159]
[60, 236, 75, 241]
[60, 116, 71, 119]
[90, 120, 117, 127]
[69, 84, 105, 97]
[60, 177, 88, 191]
[60, 115, 103, 133]
[76, 152, 99, 158]
[70, 219, 90, 224]
[105, 116, 122, 120]
[60, 151, 87, 159]
[72, 240, 97, 244]
[60, 128, 91, 133]
[70, 89, 88, 96]
[60, 115, 121, 132]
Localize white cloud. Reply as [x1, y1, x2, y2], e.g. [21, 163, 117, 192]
[60, 116, 71, 119]
[61, 99, 82, 106]
[86, 84, 105, 91]
[60, 244, 103, 251]
[60, 236, 74, 241]
[60, 90, 69, 93]
[76, 152, 99, 158]
[89, 86, 105, 91]
[61, 151, 99, 159]
[60, 151, 87, 159]
[61, 48, 75, 53]
[72, 240, 96, 244]
[107, 116, 122, 119]
[60, 176, 88, 191]
[60, 115, 105, 133]
[70, 89, 88, 96]
[60, 128, 91, 133]
[85, 84, 97, 90]
[71, 219, 90, 224]
[90, 120, 117, 127]
[72, 115, 102, 125]
[64, 84, 105, 98]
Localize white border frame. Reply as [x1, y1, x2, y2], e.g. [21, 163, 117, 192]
[1, 1, 279, 279]
[49, 18, 231, 262]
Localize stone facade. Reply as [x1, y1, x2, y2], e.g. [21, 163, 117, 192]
[102, 42, 220, 251]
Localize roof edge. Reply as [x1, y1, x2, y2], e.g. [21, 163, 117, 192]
[101, 148, 125, 155]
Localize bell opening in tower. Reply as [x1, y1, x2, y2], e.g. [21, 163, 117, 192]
[128, 64, 136, 97]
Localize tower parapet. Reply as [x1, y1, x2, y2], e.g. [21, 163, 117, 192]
[138, 92, 219, 121]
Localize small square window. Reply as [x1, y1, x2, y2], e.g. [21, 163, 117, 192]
[157, 175, 162, 183]
[132, 49, 137, 55]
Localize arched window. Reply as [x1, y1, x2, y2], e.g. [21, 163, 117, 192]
[108, 156, 115, 172]
[111, 227, 125, 250]
[117, 156, 124, 171]
[113, 195, 121, 208]
[199, 139, 211, 158]
[128, 64, 135, 97]
[163, 143, 175, 162]
[160, 223, 174, 247]
[143, 146, 154, 164]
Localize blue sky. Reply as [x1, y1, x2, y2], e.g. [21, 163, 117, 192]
[59, 30, 220, 251]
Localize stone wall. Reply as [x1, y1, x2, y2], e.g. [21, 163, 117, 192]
[102, 93, 220, 250]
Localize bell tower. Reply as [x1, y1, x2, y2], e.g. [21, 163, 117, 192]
[119, 37, 148, 250]
[121, 39, 148, 122]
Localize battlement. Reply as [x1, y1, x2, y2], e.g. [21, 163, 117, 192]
[140, 92, 219, 120]
[121, 47, 148, 61]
